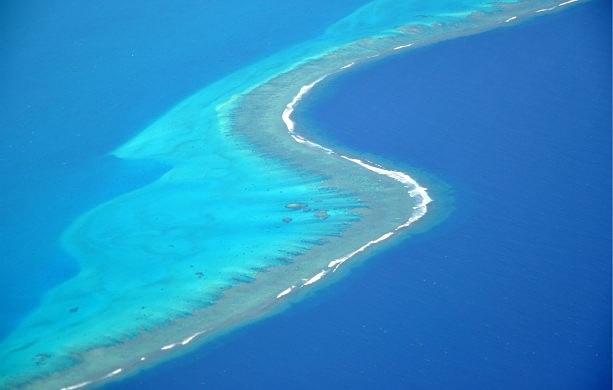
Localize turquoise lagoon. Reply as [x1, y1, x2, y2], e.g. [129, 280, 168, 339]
[0, 1, 586, 388]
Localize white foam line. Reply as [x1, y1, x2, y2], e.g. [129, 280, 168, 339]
[395, 207, 427, 229]
[282, 76, 327, 132]
[393, 43, 413, 50]
[280, 79, 433, 288]
[61, 381, 92, 390]
[276, 286, 295, 299]
[160, 343, 176, 350]
[303, 270, 327, 286]
[290, 133, 333, 154]
[181, 331, 205, 345]
[536, 6, 556, 12]
[340, 62, 355, 69]
[559, 0, 578, 6]
[504, 16, 517, 23]
[339, 155, 432, 206]
[328, 232, 394, 269]
[102, 368, 122, 379]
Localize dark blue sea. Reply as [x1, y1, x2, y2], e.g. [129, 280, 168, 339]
[108, 2, 611, 389]
[2, 0, 610, 389]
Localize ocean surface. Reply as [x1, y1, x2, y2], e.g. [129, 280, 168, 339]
[1, 0, 611, 389]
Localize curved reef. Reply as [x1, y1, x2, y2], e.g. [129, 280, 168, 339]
[0, 1, 582, 388]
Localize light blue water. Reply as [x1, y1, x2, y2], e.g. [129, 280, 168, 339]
[0, 0, 371, 339]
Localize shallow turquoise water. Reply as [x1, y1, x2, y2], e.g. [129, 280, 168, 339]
[0, 0, 373, 339]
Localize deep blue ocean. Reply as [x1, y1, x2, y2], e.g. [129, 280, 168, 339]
[2, 0, 611, 389]
[107, 2, 611, 389]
